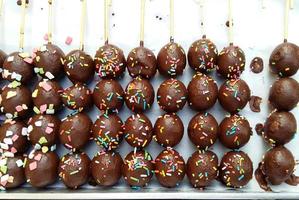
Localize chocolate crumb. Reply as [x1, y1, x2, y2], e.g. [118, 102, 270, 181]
[255, 123, 264, 136]
[225, 20, 233, 27]
[17, 0, 29, 6]
[249, 95, 262, 112]
[250, 57, 264, 73]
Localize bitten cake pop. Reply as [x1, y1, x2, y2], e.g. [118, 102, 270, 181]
[0, 82, 32, 119]
[268, 77, 299, 111]
[155, 148, 185, 188]
[219, 151, 253, 188]
[61, 83, 93, 111]
[188, 112, 218, 150]
[32, 79, 62, 114]
[157, 79, 187, 113]
[92, 113, 124, 151]
[93, 79, 124, 113]
[24, 150, 59, 188]
[122, 150, 154, 188]
[186, 150, 219, 188]
[218, 114, 252, 149]
[91, 151, 123, 186]
[59, 113, 92, 151]
[27, 114, 60, 147]
[124, 113, 153, 148]
[218, 79, 251, 113]
[125, 77, 154, 112]
[153, 113, 184, 147]
[58, 152, 90, 189]
[187, 73, 218, 111]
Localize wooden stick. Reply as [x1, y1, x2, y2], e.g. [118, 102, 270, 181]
[199, 0, 205, 37]
[48, 0, 53, 44]
[140, 0, 145, 46]
[79, 0, 86, 51]
[104, 0, 109, 44]
[284, 0, 290, 42]
[169, 0, 174, 42]
[228, 0, 233, 45]
[19, 0, 26, 52]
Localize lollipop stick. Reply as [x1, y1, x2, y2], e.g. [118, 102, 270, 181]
[19, 0, 26, 52]
[0, 0, 3, 17]
[290, 0, 294, 9]
[104, 0, 110, 44]
[284, 0, 290, 42]
[140, 0, 145, 46]
[48, 0, 53, 43]
[169, 0, 174, 42]
[79, 0, 86, 51]
[199, 0, 205, 38]
[228, 0, 233, 45]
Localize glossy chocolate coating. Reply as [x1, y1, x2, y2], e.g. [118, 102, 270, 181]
[0, 49, 7, 80]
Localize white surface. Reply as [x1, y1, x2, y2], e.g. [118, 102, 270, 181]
[0, 0, 299, 198]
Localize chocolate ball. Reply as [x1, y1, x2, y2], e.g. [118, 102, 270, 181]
[157, 79, 187, 113]
[125, 77, 154, 112]
[32, 79, 62, 114]
[218, 114, 252, 149]
[153, 113, 184, 148]
[187, 37, 218, 73]
[0, 155, 25, 189]
[0, 83, 32, 119]
[186, 150, 219, 188]
[92, 114, 123, 150]
[122, 150, 154, 188]
[262, 111, 296, 146]
[62, 83, 93, 111]
[155, 148, 185, 188]
[127, 46, 157, 79]
[218, 79, 251, 113]
[58, 152, 90, 189]
[59, 113, 92, 151]
[91, 151, 123, 186]
[33, 43, 65, 79]
[94, 44, 126, 79]
[0, 49, 7, 80]
[0, 120, 28, 154]
[187, 73, 218, 111]
[2, 52, 34, 84]
[269, 77, 299, 111]
[93, 79, 124, 113]
[64, 49, 95, 83]
[124, 113, 153, 148]
[27, 114, 60, 147]
[188, 112, 218, 150]
[25, 150, 59, 188]
[157, 42, 186, 77]
[269, 42, 299, 77]
[219, 151, 253, 188]
[217, 45, 246, 79]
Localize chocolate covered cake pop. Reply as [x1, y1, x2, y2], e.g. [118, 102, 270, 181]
[125, 77, 154, 112]
[124, 113, 153, 148]
[187, 73, 218, 111]
[2, 52, 34, 84]
[122, 150, 154, 188]
[219, 151, 253, 188]
[0, 50, 7, 80]
[0, 83, 32, 119]
[33, 44, 65, 79]
[0, 120, 28, 154]
[217, 45, 245, 79]
[94, 44, 126, 79]
[92, 114, 123, 150]
[93, 79, 124, 113]
[32, 79, 62, 114]
[218, 79, 251, 113]
[127, 45, 157, 79]
[27, 114, 60, 147]
[155, 148, 185, 188]
[0, 155, 25, 190]
[186, 150, 219, 188]
[218, 114, 252, 149]
[188, 37, 218, 73]
[91, 151, 123, 186]
[157, 42, 186, 77]
[153, 113, 184, 147]
[59, 113, 92, 151]
[269, 42, 299, 77]
[262, 111, 296, 146]
[64, 50, 95, 83]
[62, 83, 92, 111]
[25, 150, 59, 188]
[269, 77, 299, 111]
[58, 152, 90, 189]
[157, 79, 187, 113]
[188, 112, 218, 150]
